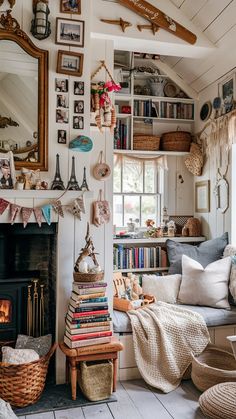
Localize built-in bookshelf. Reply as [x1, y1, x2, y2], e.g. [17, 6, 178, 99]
[114, 51, 195, 154]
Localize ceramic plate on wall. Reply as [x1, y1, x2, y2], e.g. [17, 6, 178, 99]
[200, 101, 212, 121]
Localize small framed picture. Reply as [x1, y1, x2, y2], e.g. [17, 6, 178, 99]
[195, 180, 210, 213]
[56, 18, 84, 48]
[74, 81, 84, 95]
[55, 78, 68, 92]
[73, 115, 84, 129]
[57, 94, 69, 108]
[219, 73, 236, 113]
[0, 151, 15, 189]
[56, 109, 69, 124]
[57, 129, 67, 144]
[74, 100, 84, 114]
[57, 50, 84, 77]
[60, 0, 81, 14]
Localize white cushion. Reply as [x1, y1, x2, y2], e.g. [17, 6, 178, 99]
[223, 244, 236, 302]
[2, 346, 39, 364]
[0, 399, 17, 419]
[142, 274, 182, 304]
[178, 255, 231, 309]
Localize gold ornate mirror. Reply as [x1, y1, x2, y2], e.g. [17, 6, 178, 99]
[0, 10, 48, 170]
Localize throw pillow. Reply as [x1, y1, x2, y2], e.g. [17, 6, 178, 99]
[223, 244, 236, 303]
[0, 398, 17, 419]
[2, 346, 39, 364]
[178, 255, 231, 309]
[15, 334, 52, 357]
[166, 232, 228, 274]
[142, 274, 182, 304]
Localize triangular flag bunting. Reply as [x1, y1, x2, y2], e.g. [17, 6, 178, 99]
[76, 194, 85, 214]
[0, 198, 9, 215]
[34, 207, 42, 227]
[10, 203, 21, 225]
[22, 207, 33, 228]
[42, 204, 52, 225]
[66, 201, 81, 219]
[53, 200, 64, 217]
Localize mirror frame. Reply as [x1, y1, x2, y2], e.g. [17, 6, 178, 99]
[0, 10, 48, 170]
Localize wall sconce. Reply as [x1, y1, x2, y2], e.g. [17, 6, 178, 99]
[31, 0, 51, 40]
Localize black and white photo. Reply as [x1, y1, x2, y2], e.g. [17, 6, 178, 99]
[73, 115, 84, 129]
[57, 50, 83, 77]
[56, 18, 84, 48]
[57, 129, 67, 144]
[56, 109, 69, 124]
[57, 94, 69, 108]
[0, 152, 15, 189]
[74, 100, 84, 114]
[74, 81, 84, 95]
[55, 78, 68, 92]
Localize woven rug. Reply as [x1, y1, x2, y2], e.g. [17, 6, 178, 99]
[14, 384, 116, 415]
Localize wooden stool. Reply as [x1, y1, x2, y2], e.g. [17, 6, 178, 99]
[59, 337, 123, 400]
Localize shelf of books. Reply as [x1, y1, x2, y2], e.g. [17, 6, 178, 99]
[113, 244, 167, 273]
[64, 280, 112, 349]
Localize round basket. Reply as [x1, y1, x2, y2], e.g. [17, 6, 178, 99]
[191, 345, 236, 392]
[161, 131, 191, 152]
[73, 271, 104, 283]
[199, 382, 236, 419]
[0, 343, 57, 407]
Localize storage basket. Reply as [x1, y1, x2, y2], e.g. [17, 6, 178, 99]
[0, 343, 57, 407]
[191, 345, 236, 392]
[78, 360, 113, 401]
[161, 131, 191, 152]
[133, 135, 160, 151]
[73, 271, 104, 283]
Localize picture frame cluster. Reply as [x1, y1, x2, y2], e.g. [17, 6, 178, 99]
[55, 0, 85, 143]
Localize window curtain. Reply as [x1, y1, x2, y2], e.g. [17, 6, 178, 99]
[114, 153, 168, 171]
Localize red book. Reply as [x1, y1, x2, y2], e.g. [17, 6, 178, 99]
[69, 310, 109, 318]
[66, 330, 112, 341]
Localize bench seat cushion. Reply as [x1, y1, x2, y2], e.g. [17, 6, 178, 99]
[113, 305, 236, 334]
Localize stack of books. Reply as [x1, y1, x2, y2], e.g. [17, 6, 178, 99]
[64, 281, 112, 349]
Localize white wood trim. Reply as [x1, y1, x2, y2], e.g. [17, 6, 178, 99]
[113, 236, 205, 245]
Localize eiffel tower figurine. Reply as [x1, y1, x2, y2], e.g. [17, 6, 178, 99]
[51, 154, 65, 190]
[80, 167, 89, 191]
[67, 156, 81, 190]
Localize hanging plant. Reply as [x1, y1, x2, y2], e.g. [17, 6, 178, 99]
[91, 61, 121, 133]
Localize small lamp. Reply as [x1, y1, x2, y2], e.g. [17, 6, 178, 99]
[31, 0, 51, 40]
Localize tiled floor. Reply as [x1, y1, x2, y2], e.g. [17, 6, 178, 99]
[18, 379, 206, 418]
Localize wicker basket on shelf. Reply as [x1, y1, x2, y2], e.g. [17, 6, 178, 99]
[133, 135, 160, 151]
[0, 343, 57, 407]
[73, 271, 104, 283]
[161, 131, 191, 152]
[191, 344, 236, 392]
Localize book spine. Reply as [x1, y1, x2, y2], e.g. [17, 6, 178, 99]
[66, 325, 111, 335]
[73, 282, 107, 288]
[66, 315, 112, 324]
[66, 330, 112, 341]
[68, 309, 109, 318]
[66, 320, 111, 330]
[71, 292, 106, 301]
[74, 305, 108, 313]
[64, 335, 111, 349]
[72, 287, 106, 295]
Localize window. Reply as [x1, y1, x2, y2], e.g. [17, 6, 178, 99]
[113, 155, 163, 227]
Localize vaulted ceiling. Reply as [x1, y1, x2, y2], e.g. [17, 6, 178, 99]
[162, 0, 236, 93]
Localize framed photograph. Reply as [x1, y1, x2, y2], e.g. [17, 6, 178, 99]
[60, 0, 81, 14]
[219, 73, 236, 113]
[74, 81, 84, 95]
[0, 151, 15, 189]
[57, 129, 67, 144]
[74, 100, 84, 114]
[195, 180, 210, 213]
[56, 18, 84, 48]
[57, 50, 84, 77]
[73, 115, 84, 129]
[57, 94, 69, 108]
[55, 78, 68, 92]
[56, 109, 69, 124]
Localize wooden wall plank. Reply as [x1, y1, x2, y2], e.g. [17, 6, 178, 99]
[181, 0, 208, 21]
[192, 0, 233, 33]
[204, 0, 236, 43]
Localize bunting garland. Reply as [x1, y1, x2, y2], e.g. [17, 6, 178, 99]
[0, 192, 86, 228]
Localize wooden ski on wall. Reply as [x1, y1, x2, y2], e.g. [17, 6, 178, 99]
[118, 0, 197, 45]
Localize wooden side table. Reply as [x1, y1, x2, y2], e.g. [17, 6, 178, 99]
[59, 337, 123, 400]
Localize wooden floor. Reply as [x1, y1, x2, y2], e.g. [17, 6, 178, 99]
[17, 379, 206, 419]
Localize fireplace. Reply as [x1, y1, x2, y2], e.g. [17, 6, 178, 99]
[0, 223, 57, 343]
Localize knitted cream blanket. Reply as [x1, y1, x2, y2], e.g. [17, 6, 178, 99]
[128, 302, 210, 393]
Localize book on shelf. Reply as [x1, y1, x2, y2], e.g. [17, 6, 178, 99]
[64, 335, 111, 349]
[66, 323, 111, 334]
[71, 291, 106, 301]
[160, 101, 194, 120]
[65, 330, 112, 341]
[114, 119, 130, 150]
[68, 304, 109, 313]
